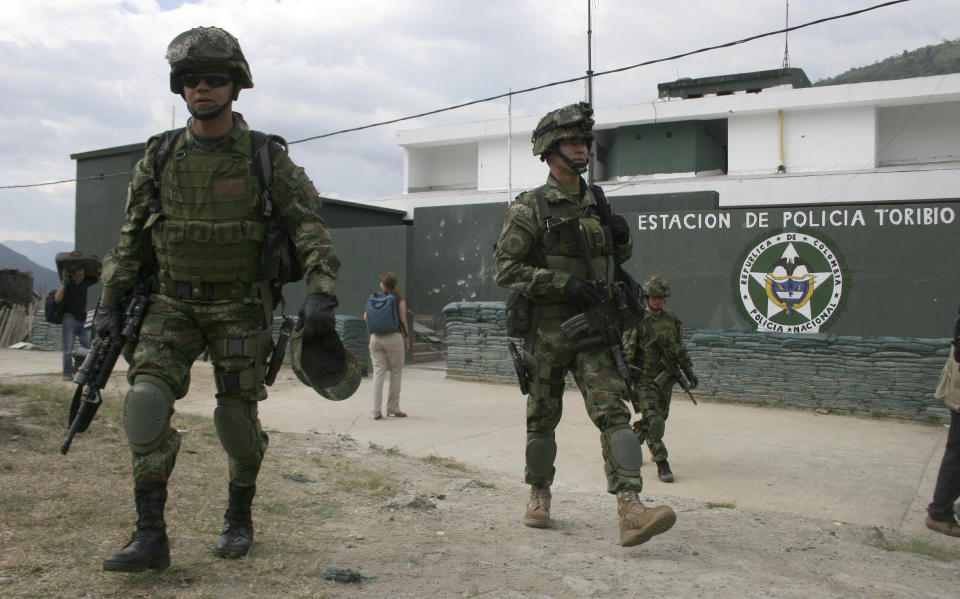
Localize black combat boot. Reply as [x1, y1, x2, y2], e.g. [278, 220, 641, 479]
[657, 459, 674, 483]
[214, 483, 255, 558]
[103, 482, 170, 572]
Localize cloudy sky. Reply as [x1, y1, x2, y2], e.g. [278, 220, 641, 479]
[1, 0, 957, 244]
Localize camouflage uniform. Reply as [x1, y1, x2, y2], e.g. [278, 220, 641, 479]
[622, 308, 693, 463]
[100, 113, 339, 485]
[494, 173, 641, 494]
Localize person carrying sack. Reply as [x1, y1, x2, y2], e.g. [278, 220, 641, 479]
[364, 272, 409, 419]
[926, 307, 960, 538]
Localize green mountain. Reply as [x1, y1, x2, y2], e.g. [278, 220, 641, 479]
[815, 38, 960, 86]
[0, 243, 61, 296]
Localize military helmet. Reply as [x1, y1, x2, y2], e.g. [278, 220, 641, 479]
[289, 324, 361, 401]
[642, 274, 671, 298]
[166, 26, 254, 94]
[531, 101, 595, 159]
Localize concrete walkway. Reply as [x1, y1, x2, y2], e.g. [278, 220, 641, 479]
[0, 347, 948, 535]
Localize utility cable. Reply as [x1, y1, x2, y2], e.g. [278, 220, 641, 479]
[285, 0, 909, 145]
[0, 0, 911, 190]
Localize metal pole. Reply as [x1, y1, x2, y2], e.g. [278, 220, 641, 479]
[586, 0, 595, 184]
[507, 89, 512, 202]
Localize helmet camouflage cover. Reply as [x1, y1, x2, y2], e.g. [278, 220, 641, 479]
[531, 101, 595, 159]
[166, 26, 254, 94]
[289, 325, 361, 401]
[642, 275, 671, 298]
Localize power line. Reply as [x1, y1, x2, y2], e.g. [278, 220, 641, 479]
[0, 0, 911, 190]
[285, 0, 909, 145]
[0, 171, 131, 190]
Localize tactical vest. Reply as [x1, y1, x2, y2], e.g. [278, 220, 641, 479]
[534, 186, 616, 289]
[639, 312, 684, 379]
[151, 132, 266, 284]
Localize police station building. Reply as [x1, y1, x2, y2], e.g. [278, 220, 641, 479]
[378, 69, 960, 422]
[73, 69, 959, 422]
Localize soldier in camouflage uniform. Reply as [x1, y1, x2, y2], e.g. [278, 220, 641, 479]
[96, 27, 340, 572]
[493, 102, 676, 547]
[623, 275, 698, 483]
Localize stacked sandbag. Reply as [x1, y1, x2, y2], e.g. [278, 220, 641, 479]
[31, 314, 62, 350]
[441, 301, 517, 384]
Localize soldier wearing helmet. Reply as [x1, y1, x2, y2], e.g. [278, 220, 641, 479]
[623, 275, 699, 484]
[97, 26, 344, 572]
[493, 102, 676, 547]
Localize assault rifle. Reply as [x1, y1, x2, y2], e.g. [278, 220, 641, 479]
[642, 330, 698, 405]
[560, 279, 643, 411]
[59, 288, 150, 455]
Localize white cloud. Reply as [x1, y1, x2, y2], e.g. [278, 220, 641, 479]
[0, 0, 957, 243]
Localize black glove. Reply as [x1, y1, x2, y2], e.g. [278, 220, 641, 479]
[609, 214, 630, 245]
[299, 292, 338, 340]
[564, 275, 603, 305]
[685, 369, 699, 389]
[93, 304, 122, 340]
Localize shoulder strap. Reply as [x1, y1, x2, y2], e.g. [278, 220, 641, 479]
[250, 130, 276, 218]
[590, 184, 612, 224]
[532, 185, 553, 226]
[151, 128, 185, 213]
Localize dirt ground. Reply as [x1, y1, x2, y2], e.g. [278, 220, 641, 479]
[1, 374, 959, 598]
[256, 428, 960, 599]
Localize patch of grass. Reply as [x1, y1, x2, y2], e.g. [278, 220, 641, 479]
[312, 455, 399, 498]
[0, 380, 391, 598]
[867, 530, 960, 561]
[705, 501, 736, 509]
[421, 454, 467, 471]
[368, 441, 401, 455]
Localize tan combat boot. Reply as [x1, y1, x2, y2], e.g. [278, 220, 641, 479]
[616, 489, 676, 547]
[523, 486, 551, 528]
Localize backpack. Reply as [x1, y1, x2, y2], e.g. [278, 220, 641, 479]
[44, 290, 64, 324]
[365, 292, 400, 334]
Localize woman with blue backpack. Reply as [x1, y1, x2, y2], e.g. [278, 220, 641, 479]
[364, 272, 409, 419]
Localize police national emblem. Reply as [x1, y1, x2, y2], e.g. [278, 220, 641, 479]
[738, 232, 844, 333]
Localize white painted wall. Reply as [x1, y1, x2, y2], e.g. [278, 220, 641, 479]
[405, 142, 478, 191]
[477, 133, 543, 192]
[783, 106, 877, 172]
[878, 101, 960, 165]
[728, 113, 781, 175]
[387, 74, 960, 216]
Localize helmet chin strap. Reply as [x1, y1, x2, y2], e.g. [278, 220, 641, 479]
[187, 98, 232, 121]
[557, 151, 589, 174]
[182, 83, 238, 122]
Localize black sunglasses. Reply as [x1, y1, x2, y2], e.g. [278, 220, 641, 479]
[180, 72, 233, 89]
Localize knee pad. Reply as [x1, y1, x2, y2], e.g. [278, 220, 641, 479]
[124, 376, 175, 454]
[525, 434, 557, 477]
[603, 423, 644, 477]
[646, 415, 666, 442]
[214, 399, 264, 459]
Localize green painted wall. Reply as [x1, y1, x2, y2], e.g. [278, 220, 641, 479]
[606, 121, 726, 177]
[73, 141, 959, 340]
[621, 202, 960, 338]
[409, 202, 510, 315]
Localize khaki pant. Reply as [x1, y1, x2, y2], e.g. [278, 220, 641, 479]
[369, 331, 405, 415]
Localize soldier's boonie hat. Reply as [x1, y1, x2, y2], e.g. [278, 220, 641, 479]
[289, 324, 361, 401]
[642, 274, 671, 297]
[166, 26, 254, 94]
[531, 102, 595, 158]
